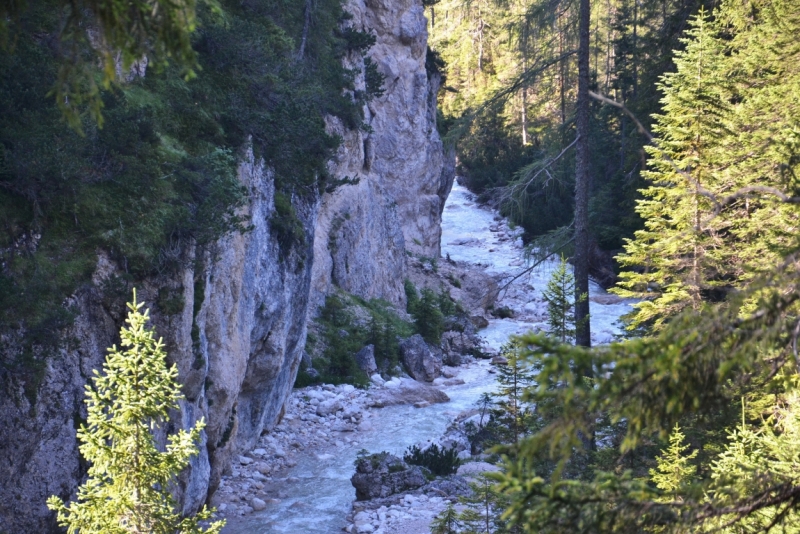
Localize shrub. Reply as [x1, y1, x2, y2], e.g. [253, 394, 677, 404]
[403, 443, 461, 476]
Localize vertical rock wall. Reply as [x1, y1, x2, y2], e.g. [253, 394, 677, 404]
[311, 0, 455, 308]
[0, 1, 453, 532]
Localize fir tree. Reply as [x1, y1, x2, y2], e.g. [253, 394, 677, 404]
[415, 288, 446, 345]
[47, 291, 224, 534]
[650, 423, 697, 499]
[491, 340, 536, 446]
[431, 503, 462, 534]
[542, 256, 578, 344]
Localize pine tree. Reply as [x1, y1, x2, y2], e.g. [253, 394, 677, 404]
[613, 10, 733, 330]
[47, 291, 224, 534]
[491, 340, 536, 446]
[431, 503, 462, 534]
[542, 256, 578, 344]
[650, 424, 697, 499]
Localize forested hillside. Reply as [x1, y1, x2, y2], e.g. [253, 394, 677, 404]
[427, 0, 800, 531]
[429, 0, 713, 282]
[0, 0, 379, 390]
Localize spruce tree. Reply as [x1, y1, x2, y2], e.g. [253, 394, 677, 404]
[431, 503, 462, 534]
[491, 340, 536, 446]
[650, 424, 697, 499]
[47, 291, 224, 534]
[542, 256, 578, 344]
[613, 9, 733, 330]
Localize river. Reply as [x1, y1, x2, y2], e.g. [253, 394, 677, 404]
[222, 181, 635, 533]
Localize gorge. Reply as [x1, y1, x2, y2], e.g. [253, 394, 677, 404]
[0, 1, 454, 532]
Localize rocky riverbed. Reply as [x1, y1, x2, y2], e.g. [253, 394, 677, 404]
[215, 360, 499, 533]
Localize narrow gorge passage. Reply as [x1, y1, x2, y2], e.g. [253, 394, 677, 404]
[221, 182, 635, 533]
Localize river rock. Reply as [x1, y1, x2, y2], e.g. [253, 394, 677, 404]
[369, 378, 449, 407]
[399, 334, 442, 382]
[351, 453, 427, 500]
[355, 345, 378, 375]
[250, 497, 267, 511]
[317, 398, 343, 416]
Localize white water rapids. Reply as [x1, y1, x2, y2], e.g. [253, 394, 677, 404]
[222, 182, 636, 533]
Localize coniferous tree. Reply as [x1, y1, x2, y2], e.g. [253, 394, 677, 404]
[431, 503, 462, 534]
[47, 291, 224, 534]
[542, 256, 578, 343]
[650, 424, 697, 499]
[491, 340, 536, 446]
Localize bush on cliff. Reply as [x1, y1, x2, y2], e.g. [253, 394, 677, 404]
[46, 291, 223, 534]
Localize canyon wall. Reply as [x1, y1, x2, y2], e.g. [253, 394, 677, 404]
[0, 0, 454, 532]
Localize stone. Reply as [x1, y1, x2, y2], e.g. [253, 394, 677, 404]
[491, 355, 508, 365]
[399, 334, 442, 382]
[250, 497, 267, 511]
[457, 461, 502, 477]
[238, 455, 253, 466]
[316, 398, 343, 416]
[369, 378, 450, 407]
[355, 345, 378, 375]
[351, 454, 427, 500]
[370, 373, 385, 386]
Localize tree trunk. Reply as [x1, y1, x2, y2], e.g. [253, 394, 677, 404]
[574, 0, 591, 352]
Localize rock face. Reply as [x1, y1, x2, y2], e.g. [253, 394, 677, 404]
[0, 1, 453, 532]
[351, 453, 427, 501]
[0, 150, 314, 532]
[355, 345, 378, 375]
[399, 334, 442, 382]
[310, 0, 454, 309]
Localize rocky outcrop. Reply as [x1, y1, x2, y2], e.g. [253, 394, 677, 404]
[351, 453, 428, 501]
[0, 1, 452, 532]
[355, 344, 378, 375]
[310, 0, 455, 310]
[0, 149, 315, 532]
[399, 334, 442, 382]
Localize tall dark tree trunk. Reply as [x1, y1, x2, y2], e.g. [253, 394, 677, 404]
[574, 0, 591, 351]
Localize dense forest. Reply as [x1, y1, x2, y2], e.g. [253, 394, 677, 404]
[426, 0, 800, 531]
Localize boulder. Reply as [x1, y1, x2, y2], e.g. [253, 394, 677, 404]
[399, 334, 442, 382]
[351, 453, 427, 500]
[355, 345, 378, 375]
[369, 378, 449, 407]
[250, 497, 267, 511]
[316, 397, 343, 416]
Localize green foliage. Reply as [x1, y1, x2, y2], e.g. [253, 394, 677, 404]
[46, 291, 224, 534]
[457, 474, 516, 534]
[542, 256, 580, 344]
[404, 443, 461, 476]
[405, 282, 447, 345]
[0, 0, 377, 379]
[270, 191, 306, 254]
[308, 293, 414, 386]
[1, 0, 205, 130]
[650, 424, 697, 499]
[490, 340, 536, 447]
[315, 294, 370, 386]
[430, 503, 462, 534]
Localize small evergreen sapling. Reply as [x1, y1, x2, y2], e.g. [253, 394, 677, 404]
[650, 423, 697, 499]
[430, 503, 462, 534]
[542, 256, 583, 344]
[47, 291, 224, 534]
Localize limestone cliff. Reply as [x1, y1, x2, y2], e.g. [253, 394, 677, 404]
[0, 1, 453, 532]
[312, 0, 454, 308]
